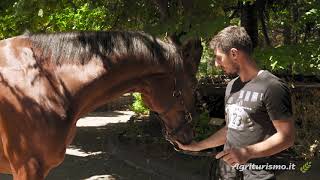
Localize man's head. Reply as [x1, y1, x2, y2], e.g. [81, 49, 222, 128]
[209, 26, 253, 76]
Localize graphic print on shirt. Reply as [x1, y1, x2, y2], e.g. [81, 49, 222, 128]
[226, 104, 250, 131]
[226, 90, 264, 131]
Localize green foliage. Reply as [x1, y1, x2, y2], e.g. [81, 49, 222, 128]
[0, 0, 231, 39]
[192, 110, 219, 141]
[302, 8, 320, 26]
[268, 0, 320, 44]
[0, 0, 111, 39]
[300, 0, 320, 31]
[254, 42, 320, 75]
[197, 39, 223, 78]
[0, 0, 319, 76]
[144, 0, 229, 39]
[46, 3, 109, 31]
[291, 89, 320, 161]
[198, 40, 213, 77]
[130, 93, 149, 116]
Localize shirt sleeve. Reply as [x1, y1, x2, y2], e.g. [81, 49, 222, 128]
[263, 80, 293, 121]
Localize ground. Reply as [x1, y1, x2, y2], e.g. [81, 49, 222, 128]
[0, 111, 319, 180]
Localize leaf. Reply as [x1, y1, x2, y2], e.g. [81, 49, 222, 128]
[270, 60, 278, 70]
[38, 9, 43, 17]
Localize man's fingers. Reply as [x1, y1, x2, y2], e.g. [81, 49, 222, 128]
[174, 141, 184, 149]
[226, 160, 237, 167]
[215, 150, 230, 159]
[175, 141, 182, 146]
[220, 153, 236, 166]
[222, 154, 233, 162]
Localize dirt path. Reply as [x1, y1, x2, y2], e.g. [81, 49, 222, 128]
[0, 111, 215, 180]
[0, 111, 319, 180]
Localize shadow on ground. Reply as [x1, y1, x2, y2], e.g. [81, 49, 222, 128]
[0, 111, 216, 180]
[52, 118, 218, 180]
[0, 111, 319, 180]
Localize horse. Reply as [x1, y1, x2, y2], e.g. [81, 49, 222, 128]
[0, 31, 202, 179]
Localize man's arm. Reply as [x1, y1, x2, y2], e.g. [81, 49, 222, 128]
[216, 118, 295, 166]
[246, 118, 295, 158]
[176, 125, 227, 151]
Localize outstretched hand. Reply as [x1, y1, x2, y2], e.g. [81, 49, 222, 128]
[175, 140, 201, 152]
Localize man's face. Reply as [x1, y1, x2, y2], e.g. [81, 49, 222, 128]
[213, 48, 239, 76]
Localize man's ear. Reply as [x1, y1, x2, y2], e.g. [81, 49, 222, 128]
[230, 48, 241, 64]
[230, 48, 238, 58]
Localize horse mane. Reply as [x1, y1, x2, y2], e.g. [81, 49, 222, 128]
[28, 31, 183, 72]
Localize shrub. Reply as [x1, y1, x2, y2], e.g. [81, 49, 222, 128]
[130, 93, 149, 116]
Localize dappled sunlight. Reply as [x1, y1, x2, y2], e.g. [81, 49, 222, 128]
[66, 146, 104, 157]
[76, 111, 134, 127]
[83, 174, 117, 180]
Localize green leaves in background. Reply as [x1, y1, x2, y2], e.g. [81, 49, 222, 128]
[254, 42, 320, 75]
[47, 3, 109, 31]
[130, 93, 149, 116]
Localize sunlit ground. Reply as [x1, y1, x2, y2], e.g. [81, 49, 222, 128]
[66, 146, 104, 157]
[62, 111, 135, 179]
[76, 111, 134, 127]
[84, 174, 117, 180]
[66, 111, 134, 157]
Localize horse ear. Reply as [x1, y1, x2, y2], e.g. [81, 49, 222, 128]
[181, 38, 203, 75]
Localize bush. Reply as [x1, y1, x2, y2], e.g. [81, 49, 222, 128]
[192, 109, 220, 142]
[254, 42, 320, 75]
[196, 40, 320, 78]
[197, 39, 222, 78]
[130, 93, 149, 116]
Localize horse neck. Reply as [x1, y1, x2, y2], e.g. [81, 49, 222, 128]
[55, 57, 167, 121]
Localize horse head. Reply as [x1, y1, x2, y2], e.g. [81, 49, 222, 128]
[141, 38, 203, 147]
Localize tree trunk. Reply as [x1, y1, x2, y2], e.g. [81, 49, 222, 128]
[240, 1, 259, 48]
[257, 0, 271, 47]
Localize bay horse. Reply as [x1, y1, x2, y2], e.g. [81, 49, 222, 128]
[0, 31, 202, 179]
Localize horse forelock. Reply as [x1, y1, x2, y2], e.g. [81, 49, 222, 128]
[28, 31, 183, 72]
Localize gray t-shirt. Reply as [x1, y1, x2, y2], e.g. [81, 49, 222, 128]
[224, 70, 292, 150]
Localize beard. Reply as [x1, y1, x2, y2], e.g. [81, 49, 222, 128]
[222, 62, 239, 78]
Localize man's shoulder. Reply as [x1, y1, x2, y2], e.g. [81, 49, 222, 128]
[259, 71, 291, 98]
[259, 70, 287, 87]
[259, 70, 277, 80]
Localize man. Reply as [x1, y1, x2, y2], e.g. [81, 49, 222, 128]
[176, 26, 295, 180]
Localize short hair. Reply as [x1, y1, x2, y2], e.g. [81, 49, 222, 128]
[209, 26, 253, 55]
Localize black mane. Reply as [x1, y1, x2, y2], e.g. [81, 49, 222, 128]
[28, 31, 183, 71]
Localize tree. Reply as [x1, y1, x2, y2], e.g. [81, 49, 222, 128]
[0, 0, 319, 75]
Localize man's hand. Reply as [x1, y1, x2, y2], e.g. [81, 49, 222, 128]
[215, 147, 251, 166]
[175, 141, 202, 152]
